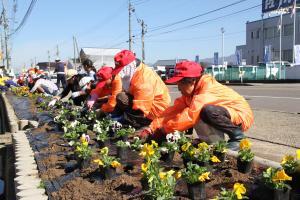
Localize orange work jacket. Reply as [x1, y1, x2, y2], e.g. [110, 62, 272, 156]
[129, 63, 171, 120]
[150, 74, 253, 133]
[90, 75, 122, 113]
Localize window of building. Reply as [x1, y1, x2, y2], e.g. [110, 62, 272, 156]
[264, 28, 268, 39]
[265, 27, 275, 39]
[256, 30, 260, 39]
[283, 24, 293, 36]
[257, 56, 260, 63]
[273, 51, 280, 61]
[251, 31, 254, 39]
[283, 49, 293, 62]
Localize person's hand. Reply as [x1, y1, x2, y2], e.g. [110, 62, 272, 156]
[48, 99, 57, 107]
[71, 91, 84, 98]
[134, 127, 152, 142]
[53, 96, 60, 100]
[87, 100, 95, 109]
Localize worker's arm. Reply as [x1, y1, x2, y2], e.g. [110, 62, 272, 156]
[101, 76, 122, 113]
[30, 79, 41, 93]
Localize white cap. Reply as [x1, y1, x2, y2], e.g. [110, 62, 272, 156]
[79, 77, 93, 88]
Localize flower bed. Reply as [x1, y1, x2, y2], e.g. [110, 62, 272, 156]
[7, 92, 300, 200]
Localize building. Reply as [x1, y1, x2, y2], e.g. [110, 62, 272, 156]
[80, 48, 121, 69]
[152, 59, 187, 78]
[237, 11, 300, 65]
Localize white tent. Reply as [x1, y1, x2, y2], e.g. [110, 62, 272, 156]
[80, 47, 121, 69]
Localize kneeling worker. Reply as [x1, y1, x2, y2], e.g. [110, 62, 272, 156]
[111, 50, 171, 129]
[141, 61, 253, 150]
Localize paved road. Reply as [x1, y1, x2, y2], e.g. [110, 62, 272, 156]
[168, 83, 300, 113]
[167, 83, 300, 162]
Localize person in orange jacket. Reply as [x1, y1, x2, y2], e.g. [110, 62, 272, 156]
[140, 61, 254, 150]
[111, 50, 171, 129]
[87, 66, 122, 113]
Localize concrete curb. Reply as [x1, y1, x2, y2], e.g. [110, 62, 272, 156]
[2, 93, 47, 200]
[227, 149, 281, 169]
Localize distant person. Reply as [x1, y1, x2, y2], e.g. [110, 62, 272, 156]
[82, 59, 96, 80]
[54, 58, 67, 89]
[30, 75, 59, 96]
[139, 61, 254, 150]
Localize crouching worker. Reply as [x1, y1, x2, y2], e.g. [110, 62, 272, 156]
[111, 50, 171, 129]
[87, 66, 122, 113]
[49, 69, 88, 106]
[30, 75, 59, 96]
[139, 61, 253, 150]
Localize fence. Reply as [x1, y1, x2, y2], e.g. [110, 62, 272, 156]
[204, 64, 288, 81]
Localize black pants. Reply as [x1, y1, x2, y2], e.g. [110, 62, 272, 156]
[115, 92, 152, 129]
[57, 74, 66, 89]
[200, 105, 240, 135]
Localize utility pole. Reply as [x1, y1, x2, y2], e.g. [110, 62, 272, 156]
[47, 50, 50, 73]
[1, 0, 10, 71]
[1, 34, 4, 66]
[34, 57, 37, 67]
[292, 0, 297, 64]
[279, 12, 282, 79]
[141, 20, 147, 62]
[73, 36, 76, 69]
[221, 27, 225, 67]
[128, 0, 133, 50]
[74, 36, 81, 64]
[56, 45, 59, 59]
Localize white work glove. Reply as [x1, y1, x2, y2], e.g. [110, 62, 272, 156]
[48, 99, 57, 107]
[71, 91, 83, 98]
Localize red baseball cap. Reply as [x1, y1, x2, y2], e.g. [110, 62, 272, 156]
[96, 66, 113, 89]
[165, 61, 203, 84]
[112, 50, 136, 75]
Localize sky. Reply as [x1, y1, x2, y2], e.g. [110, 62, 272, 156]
[7, 0, 264, 72]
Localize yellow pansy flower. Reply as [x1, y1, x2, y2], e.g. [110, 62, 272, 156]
[141, 163, 148, 173]
[139, 144, 155, 158]
[159, 172, 166, 180]
[266, 167, 272, 174]
[239, 139, 251, 150]
[296, 149, 300, 160]
[198, 142, 209, 150]
[198, 172, 210, 182]
[82, 141, 88, 147]
[167, 170, 175, 176]
[111, 160, 121, 168]
[211, 156, 221, 163]
[233, 183, 246, 200]
[272, 169, 292, 182]
[76, 146, 82, 152]
[181, 142, 191, 152]
[222, 149, 228, 153]
[100, 147, 109, 155]
[174, 171, 182, 179]
[93, 159, 104, 166]
[281, 155, 295, 165]
[151, 140, 158, 148]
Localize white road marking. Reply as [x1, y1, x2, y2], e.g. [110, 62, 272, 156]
[243, 95, 300, 100]
[169, 91, 300, 100]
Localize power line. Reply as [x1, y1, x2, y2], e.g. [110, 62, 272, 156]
[10, 0, 37, 36]
[146, 4, 261, 38]
[148, 0, 250, 32]
[146, 31, 245, 43]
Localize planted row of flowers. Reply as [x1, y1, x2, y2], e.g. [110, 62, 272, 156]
[38, 99, 300, 200]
